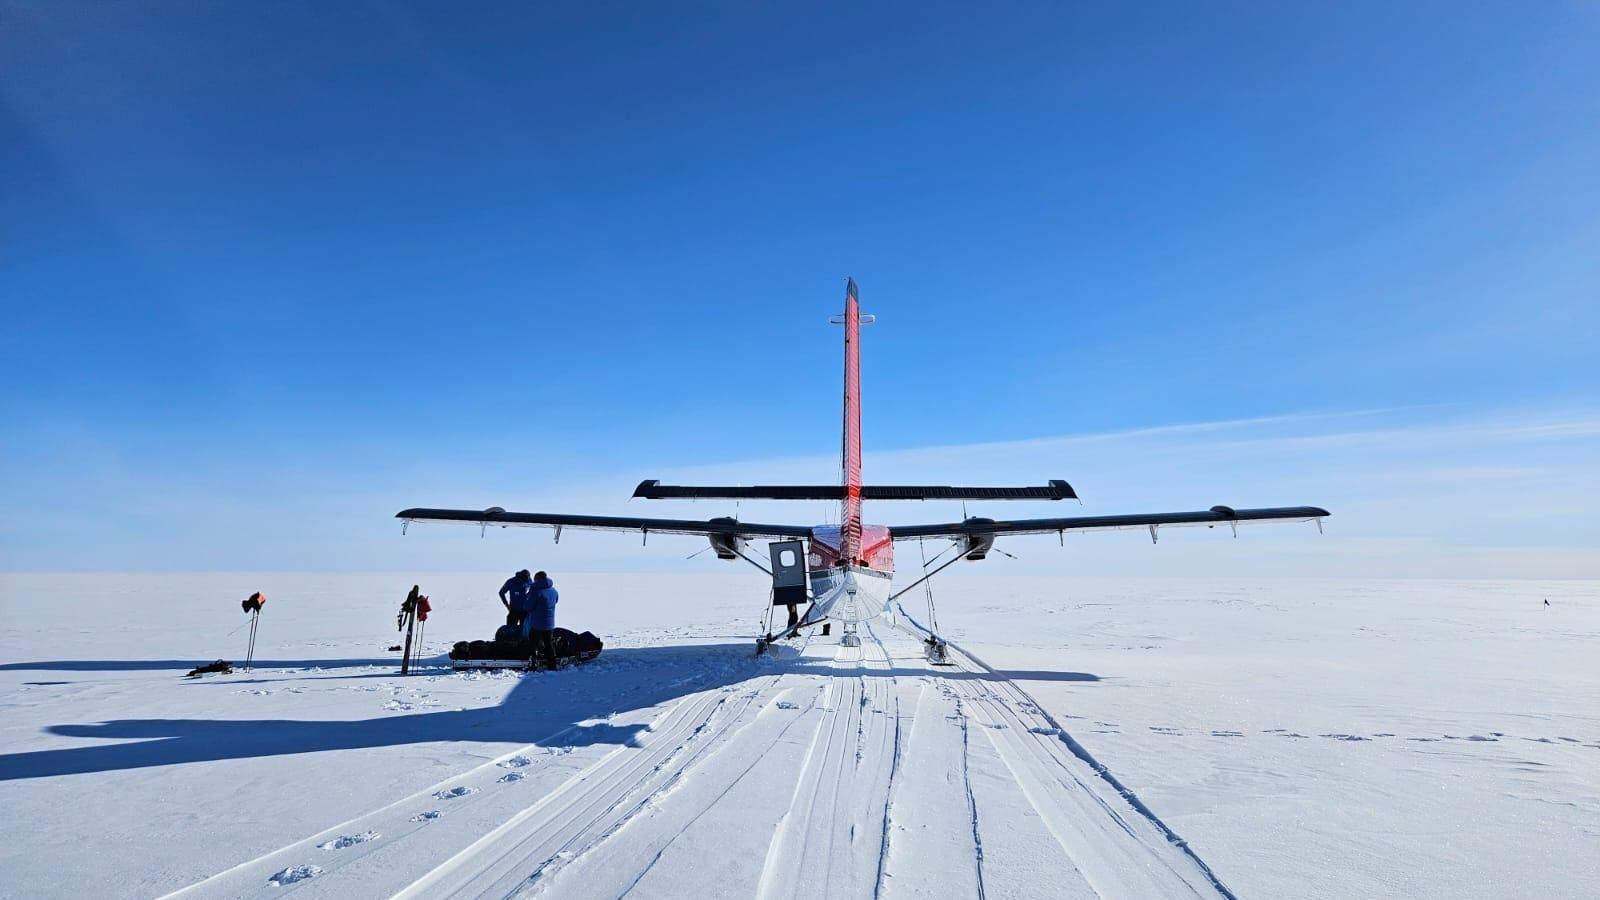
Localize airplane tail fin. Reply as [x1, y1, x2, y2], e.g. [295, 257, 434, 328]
[839, 278, 863, 561]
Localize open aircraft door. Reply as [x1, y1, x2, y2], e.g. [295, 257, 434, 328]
[768, 539, 809, 606]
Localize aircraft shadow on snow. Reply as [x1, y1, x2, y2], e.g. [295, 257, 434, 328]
[0, 643, 1098, 782]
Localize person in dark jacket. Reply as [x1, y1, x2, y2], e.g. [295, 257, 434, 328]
[499, 570, 533, 627]
[523, 571, 560, 669]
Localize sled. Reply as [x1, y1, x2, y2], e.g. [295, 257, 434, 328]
[447, 627, 604, 671]
[449, 650, 601, 671]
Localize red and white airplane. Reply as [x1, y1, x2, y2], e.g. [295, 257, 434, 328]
[398, 279, 1328, 651]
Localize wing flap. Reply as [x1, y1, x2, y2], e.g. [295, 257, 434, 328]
[396, 507, 812, 539]
[890, 505, 1329, 539]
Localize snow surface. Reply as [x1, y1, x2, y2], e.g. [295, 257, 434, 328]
[1, 572, 1595, 898]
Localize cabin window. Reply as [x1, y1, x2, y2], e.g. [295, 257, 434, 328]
[779, 549, 797, 567]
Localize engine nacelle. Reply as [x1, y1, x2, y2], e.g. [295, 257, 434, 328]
[707, 517, 745, 560]
[961, 518, 996, 560]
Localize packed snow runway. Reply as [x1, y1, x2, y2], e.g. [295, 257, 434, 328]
[6, 628, 1218, 899]
[1, 574, 1595, 899]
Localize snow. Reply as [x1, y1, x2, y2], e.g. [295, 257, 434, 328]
[1, 572, 1595, 899]
[266, 865, 322, 886]
[317, 833, 379, 851]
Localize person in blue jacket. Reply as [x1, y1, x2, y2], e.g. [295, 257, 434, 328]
[523, 571, 560, 670]
[498, 570, 534, 627]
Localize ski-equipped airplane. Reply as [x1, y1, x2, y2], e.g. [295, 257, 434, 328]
[398, 279, 1329, 656]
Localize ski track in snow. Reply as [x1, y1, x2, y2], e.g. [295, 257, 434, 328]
[399, 645, 813, 900]
[929, 638, 1228, 898]
[153, 625, 1231, 900]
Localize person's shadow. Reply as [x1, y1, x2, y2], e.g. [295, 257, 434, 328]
[0, 643, 1098, 782]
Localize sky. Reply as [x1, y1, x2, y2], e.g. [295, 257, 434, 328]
[2, 2, 1597, 577]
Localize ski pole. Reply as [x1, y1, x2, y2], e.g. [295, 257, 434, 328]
[239, 592, 267, 672]
[245, 608, 259, 672]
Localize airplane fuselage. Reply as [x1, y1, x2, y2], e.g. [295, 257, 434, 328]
[807, 563, 894, 625]
[806, 523, 894, 624]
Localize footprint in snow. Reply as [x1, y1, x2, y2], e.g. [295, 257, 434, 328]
[1029, 726, 1061, 736]
[433, 786, 477, 800]
[269, 865, 323, 885]
[318, 831, 379, 851]
[1210, 730, 1244, 737]
[498, 772, 525, 783]
[410, 811, 441, 822]
[1320, 733, 1371, 741]
[498, 756, 533, 768]
[775, 701, 799, 710]
[1149, 726, 1181, 734]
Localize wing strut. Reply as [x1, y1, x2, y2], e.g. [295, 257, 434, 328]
[889, 544, 965, 604]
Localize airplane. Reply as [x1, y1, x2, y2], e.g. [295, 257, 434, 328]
[397, 279, 1329, 657]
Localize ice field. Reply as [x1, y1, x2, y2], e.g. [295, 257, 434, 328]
[1, 573, 1595, 899]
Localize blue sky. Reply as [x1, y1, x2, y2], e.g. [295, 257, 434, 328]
[2, 3, 1596, 574]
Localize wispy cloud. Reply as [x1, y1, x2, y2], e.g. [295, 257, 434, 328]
[3, 406, 1596, 577]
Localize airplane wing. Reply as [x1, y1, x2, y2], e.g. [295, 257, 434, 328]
[395, 507, 812, 540]
[890, 505, 1329, 540]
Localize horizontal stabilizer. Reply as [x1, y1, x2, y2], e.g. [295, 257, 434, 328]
[633, 479, 1077, 501]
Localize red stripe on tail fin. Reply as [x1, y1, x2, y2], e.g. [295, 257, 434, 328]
[841, 277, 863, 561]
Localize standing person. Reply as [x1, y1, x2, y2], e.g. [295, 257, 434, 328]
[499, 570, 533, 628]
[523, 571, 560, 670]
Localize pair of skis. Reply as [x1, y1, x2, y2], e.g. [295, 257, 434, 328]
[397, 586, 431, 675]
